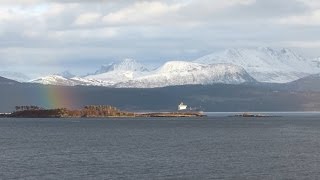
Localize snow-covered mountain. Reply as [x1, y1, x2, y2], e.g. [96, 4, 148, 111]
[31, 75, 82, 86]
[194, 47, 319, 83]
[30, 59, 255, 87]
[30, 59, 151, 87]
[30, 47, 320, 87]
[116, 61, 256, 88]
[84, 59, 150, 85]
[0, 71, 30, 82]
[92, 58, 149, 75]
[30, 75, 104, 86]
[312, 57, 320, 68]
[55, 71, 76, 79]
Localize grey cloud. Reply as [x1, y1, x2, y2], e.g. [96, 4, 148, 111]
[0, 0, 320, 76]
[178, 0, 309, 24]
[227, 0, 308, 18]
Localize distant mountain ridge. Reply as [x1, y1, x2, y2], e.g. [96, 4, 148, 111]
[116, 62, 256, 88]
[84, 59, 150, 86]
[93, 58, 149, 75]
[0, 71, 30, 82]
[29, 47, 320, 87]
[31, 75, 83, 86]
[55, 71, 76, 79]
[30, 60, 256, 87]
[287, 73, 320, 91]
[2, 82, 320, 112]
[0, 76, 18, 85]
[194, 47, 319, 83]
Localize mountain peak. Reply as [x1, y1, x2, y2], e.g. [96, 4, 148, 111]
[27, 47, 320, 87]
[194, 47, 318, 83]
[94, 58, 149, 75]
[224, 48, 242, 55]
[116, 63, 256, 88]
[159, 61, 204, 73]
[55, 71, 75, 79]
[115, 58, 149, 72]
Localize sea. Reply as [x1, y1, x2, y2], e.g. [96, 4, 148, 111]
[1, 113, 320, 179]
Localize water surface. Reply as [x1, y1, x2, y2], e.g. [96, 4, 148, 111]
[1, 116, 320, 179]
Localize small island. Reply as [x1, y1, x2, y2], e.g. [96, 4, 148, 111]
[2, 105, 206, 118]
[232, 113, 279, 118]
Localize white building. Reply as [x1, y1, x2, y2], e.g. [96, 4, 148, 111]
[178, 102, 188, 111]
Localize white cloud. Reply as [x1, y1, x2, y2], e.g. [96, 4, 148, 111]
[74, 12, 102, 26]
[102, 1, 185, 25]
[0, 10, 13, 22]
[0, 0, 41, 5]
[101, 0, 257, 26]
[282, 40, 320, 48]
[48, 28, 118, 40]
[1, 0, 320, 75]
[297, 0, 320, 8]
[43, 3, 67, 16]
[278, 10, 320, 25]
[203, 0, 256, 9]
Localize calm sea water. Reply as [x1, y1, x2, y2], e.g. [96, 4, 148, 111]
[1, 116, 320, 179]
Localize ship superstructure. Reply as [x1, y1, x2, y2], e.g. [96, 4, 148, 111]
[178, 102, 188, 111]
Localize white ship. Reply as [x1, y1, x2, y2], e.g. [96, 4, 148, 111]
[178, 102, 188, 111]
[178, 102, 203, 112]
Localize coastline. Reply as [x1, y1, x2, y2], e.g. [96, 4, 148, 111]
[2, 105, 206, 118]
[2, 112, 206, 118]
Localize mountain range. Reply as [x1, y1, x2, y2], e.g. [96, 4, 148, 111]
[0, 71, 30, 82]
[2, 66, 320, 112]
[2, 47, 320, 112]
[194, 47, 319, 83]
[1, 77, 320, 112]
[18, 47, 320, 88]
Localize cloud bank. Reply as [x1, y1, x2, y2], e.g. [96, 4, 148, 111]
[0, 0, 319, 76]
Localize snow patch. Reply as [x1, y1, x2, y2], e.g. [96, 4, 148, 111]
[194, 47, 320, 83]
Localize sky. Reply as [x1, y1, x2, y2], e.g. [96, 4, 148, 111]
[1, 0, 320, 77]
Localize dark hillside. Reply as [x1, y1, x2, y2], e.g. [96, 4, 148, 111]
[0, 76, 18, 85]
[1, 83, 320, 112]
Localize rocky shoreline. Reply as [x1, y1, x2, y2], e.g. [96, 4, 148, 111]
[231, 113, 280, 118]
[2, 105, 206, 118]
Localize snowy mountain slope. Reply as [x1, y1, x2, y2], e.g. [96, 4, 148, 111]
[84, 58, 150, 85]
[194, 47, 319, 83]
[85, 70, 149, 85]
[312, 57, 320, 68]
[30, 75, 110, 87]
[55, 71, 76, 79]
[30, 59, 151, 87]
[116, 61, 256, 88]
[30, 48, 320, 87]
[30, 60, 255, 88]
[0, 71, 30, 82]
[31, 75, 86, 86]
[93, 58, 149, 75]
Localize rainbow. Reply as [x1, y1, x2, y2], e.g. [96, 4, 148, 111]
[40, 85, 78, 109]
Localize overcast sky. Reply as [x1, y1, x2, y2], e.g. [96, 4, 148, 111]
[1, 0, 320, 77]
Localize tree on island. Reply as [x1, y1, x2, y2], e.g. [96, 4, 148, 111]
[15, 106, 43, 112]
